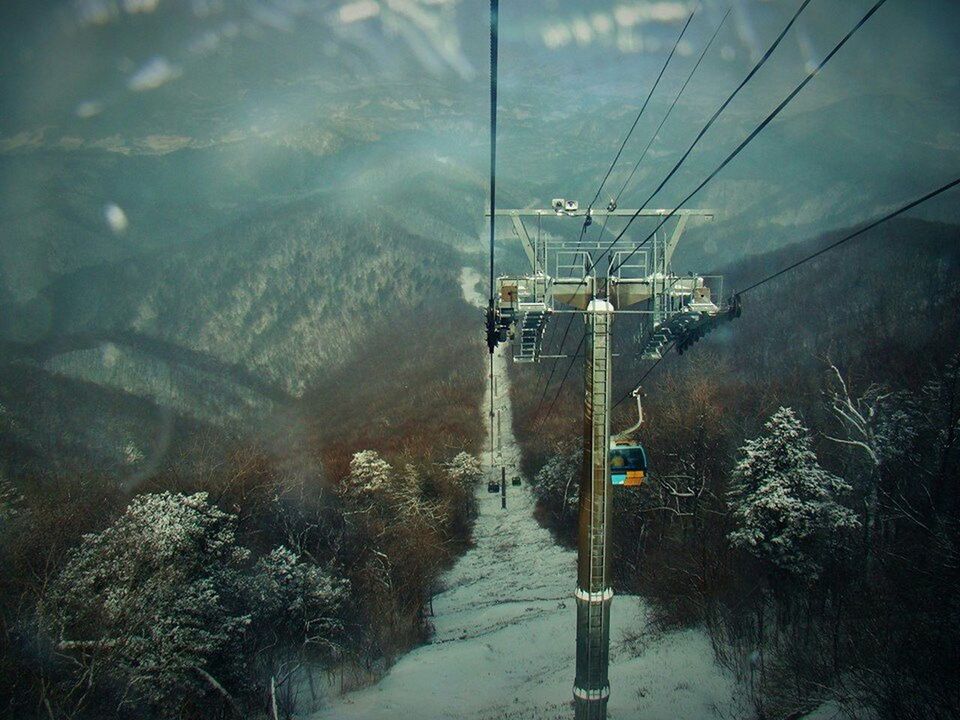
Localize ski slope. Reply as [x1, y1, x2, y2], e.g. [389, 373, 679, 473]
[310, 269, 740, 719]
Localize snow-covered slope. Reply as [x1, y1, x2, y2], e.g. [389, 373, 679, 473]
[311, 269, 741, 720]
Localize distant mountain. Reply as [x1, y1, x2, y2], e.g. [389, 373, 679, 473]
[0, 361, 212, 484]
[620, 216, 960, 413]
[1, 0, 957, 487]
[0, 190, 481, 478]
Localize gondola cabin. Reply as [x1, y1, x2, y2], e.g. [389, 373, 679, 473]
[609, 439, 648, 487]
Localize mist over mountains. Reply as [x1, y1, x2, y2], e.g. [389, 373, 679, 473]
[3, 1, 958, 291]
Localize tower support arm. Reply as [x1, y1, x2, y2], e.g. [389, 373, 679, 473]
[509, 215, 537, 270]
[664, 214, 689, 267]
[486, 208, 714, 218]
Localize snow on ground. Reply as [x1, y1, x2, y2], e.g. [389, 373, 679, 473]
[310, 269, 741, 719]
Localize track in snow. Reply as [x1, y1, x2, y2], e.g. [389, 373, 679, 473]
[310, 269, 740, 720]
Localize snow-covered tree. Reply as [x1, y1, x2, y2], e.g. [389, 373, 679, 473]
[824, 364, 918, 467]
[823, 364, 919, 556]
[339, 451, 442, 528]
[916, 355, 960, 497]
[247, 546, 348, 659]
[532, 447, 580, 519]
[43, 491, 353, 716]
[334, 452, 445, 642]
[444, 451, 484, 492]
[0, 475, 23, 528]
[727, 407, 858, 580]
[399, 462, 422, 496]
[43, 492, 251, 716]
[341, 450, 393, 498]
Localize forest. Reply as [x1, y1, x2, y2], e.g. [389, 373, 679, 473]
[0, 195, 489, 718]
[1, 349, 486, 720]
[513, 217, 960, 719]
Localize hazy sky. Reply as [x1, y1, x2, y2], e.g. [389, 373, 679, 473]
[2, 1, 957, 128]
[1, 0, 958, 279]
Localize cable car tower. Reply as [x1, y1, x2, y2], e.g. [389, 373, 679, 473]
[487, 201, 734, 720]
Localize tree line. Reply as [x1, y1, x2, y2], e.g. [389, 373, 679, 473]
[0, 443, 485, 719]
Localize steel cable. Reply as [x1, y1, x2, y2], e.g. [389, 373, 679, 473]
[607, 0, 890, 276]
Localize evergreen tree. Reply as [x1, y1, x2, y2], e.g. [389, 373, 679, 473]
[728, 407, 858, 580]
[341, 450, 393, 498]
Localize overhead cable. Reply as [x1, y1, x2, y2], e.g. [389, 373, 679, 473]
[608, 0, 890, 275]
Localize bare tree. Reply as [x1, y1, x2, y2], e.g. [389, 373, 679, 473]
[823, 364, 916, 557]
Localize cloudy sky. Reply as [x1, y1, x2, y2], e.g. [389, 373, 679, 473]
[1, 0, 958, 279]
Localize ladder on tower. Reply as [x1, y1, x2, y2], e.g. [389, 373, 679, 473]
[640, 287, 741, 359]
[640, 315, 697, 359]
[641, 288, 710, 358]
[588, 314, 609, 591]
[516, 303, 548, 362]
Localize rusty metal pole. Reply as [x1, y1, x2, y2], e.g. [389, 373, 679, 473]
[574, 290, 614, 720]
[501, 466, 507, 509]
